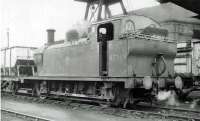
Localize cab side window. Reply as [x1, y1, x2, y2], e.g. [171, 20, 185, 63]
[97, 23, 114, 42]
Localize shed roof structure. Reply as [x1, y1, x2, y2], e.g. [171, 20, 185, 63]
[75, 0, 120, 5]
[132, 2, 200, 24]
[74, 0, 127, 21]
[157, 0, 200, 16]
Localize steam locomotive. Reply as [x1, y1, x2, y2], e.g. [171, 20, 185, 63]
[1, 0, 187, 107]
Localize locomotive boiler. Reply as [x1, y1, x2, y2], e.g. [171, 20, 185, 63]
[1, 0, 181, 107]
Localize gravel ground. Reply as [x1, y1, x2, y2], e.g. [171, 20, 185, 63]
[1, 111, 28, 121]
[3, 94, 199, 121]
[1, 96, 157, 121]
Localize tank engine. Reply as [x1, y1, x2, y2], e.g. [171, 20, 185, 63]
[1, 0, 180, 107]
[32, 11, 177, 106]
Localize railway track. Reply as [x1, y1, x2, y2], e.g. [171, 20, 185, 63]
[2, 92, 200, 121]
[133, 103, 200, 119]
[1, 108, 53, 121]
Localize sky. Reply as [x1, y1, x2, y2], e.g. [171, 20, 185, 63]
[0, 0, 159, 48]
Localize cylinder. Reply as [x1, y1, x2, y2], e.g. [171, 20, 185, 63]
[47, 29, 55, 45]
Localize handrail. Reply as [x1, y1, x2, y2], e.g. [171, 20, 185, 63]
[119, 32, 176, 43]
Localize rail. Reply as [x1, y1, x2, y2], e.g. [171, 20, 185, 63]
[1, 108, 53, 121]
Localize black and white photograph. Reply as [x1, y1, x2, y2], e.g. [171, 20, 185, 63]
[1, 0, 200, 121]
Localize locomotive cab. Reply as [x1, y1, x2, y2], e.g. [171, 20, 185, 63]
[97, 23, 114, 76]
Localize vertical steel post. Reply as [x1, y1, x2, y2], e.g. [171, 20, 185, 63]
[7, 28, 11, 76]
[7, 28, 9, 48]
[84, 3, 90, 20]
[4, 49, 6, 75]
[119, 0, 127, 15]
[105, 4, 111, 18]
[97, 0, 103, 21]
[10, 48, 12, 75]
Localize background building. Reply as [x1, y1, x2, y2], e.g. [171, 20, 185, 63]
[133, 2, 200, 42]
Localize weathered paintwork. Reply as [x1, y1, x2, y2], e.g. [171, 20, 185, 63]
[34, 14, 176, 81]
[40, 38, 99, 76]
[126, 37, 176, 77]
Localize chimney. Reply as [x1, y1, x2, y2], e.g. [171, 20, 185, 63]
[47, 29, 55, 45]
